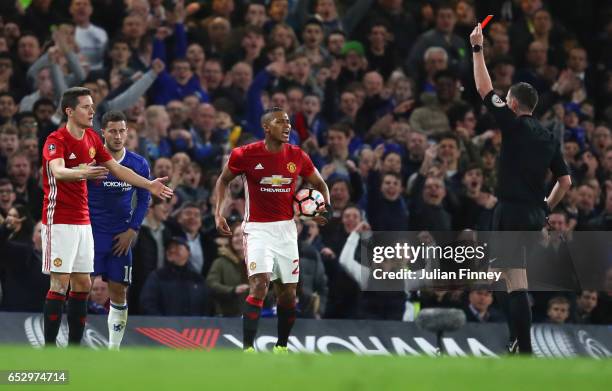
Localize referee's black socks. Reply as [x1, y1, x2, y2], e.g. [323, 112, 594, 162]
[243, 295, 263, 349]
[67, 291, 89, 346]
[509, 290, 532, 354]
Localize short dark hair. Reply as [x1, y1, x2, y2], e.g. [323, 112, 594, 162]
[101, 111, 127, 128]
[433, 69, 457, 82]
[60, 87, 92, 117]
[509, 82, 538, 112]
[438, 131, 460, 147]
[548, 296, 570, 310]
[447, 102, 473, 127]
[382, 171, 403, 182]
[180, 201, 201, 212]
[303, 17, 323, 30]
[327, 122, 351, 138]
[33, 97, 56, 112]
[261, 107, 285, 127]
[0, 178, 13, 188]
[110, 36, 130, 49]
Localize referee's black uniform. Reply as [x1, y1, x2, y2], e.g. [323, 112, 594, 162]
[483, 90, 570, 268]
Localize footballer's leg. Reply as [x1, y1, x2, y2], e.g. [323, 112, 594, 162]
[66, 224, 96, 346]
[105, 248, 132, 350]
[42, 224, 78, 347]
[273, 281, 297, 349]
[67, 273, 92, 346]
[107, 281, 129, 350]
[44, 273, 70, 346]
[243, 273, 270, 350]
[505, 268, 531, 354]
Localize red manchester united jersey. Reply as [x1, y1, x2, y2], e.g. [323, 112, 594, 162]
[228, 141, 315, 222]
[42, 127, 112, 225]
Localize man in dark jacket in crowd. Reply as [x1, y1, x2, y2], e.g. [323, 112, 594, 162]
[130, 198, 172, 314]
[139, 237, 210, 316]
[464, 287, 505, 323]
[0, 220, 48, 311]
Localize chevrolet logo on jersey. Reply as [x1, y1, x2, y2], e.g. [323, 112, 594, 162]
[260, 175, 292, 187]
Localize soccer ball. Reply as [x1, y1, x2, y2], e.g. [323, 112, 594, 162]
[293, 188, 325, 219]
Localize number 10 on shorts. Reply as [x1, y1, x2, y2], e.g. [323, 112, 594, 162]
[123, 266, 132, 283]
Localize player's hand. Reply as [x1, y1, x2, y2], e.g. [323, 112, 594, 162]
[83, 162, 109, 180]
[470, 23, 483, 46]
[148, 177, 174, 199]
[113, 228, 137, 256]
[234, 284, 249, 294]
[312, 202, 330, 226]
[215, 214, 232, 236]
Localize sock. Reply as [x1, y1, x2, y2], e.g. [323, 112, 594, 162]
[494, 291, 515, 342]
[67, 291, 89, 346]
[108, 301, 128, 350]
[43, 291, 66, 347]
[243, 295, 263, 349]
[509, 290, 532, 354]
[276, 301, 296, 348]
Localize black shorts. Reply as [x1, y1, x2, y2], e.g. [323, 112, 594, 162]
[490, 201, 546, 268]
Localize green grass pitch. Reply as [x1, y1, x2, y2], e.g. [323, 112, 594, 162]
[0, 346, 611, 390]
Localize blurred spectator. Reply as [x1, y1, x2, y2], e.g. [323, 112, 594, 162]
[546, 296, 571, 324]
[169, 201, 216, 277]
[206, 223, 248, 317]
[140, 236, 210, 316]
[0, 204, 34, 244]
[70, 0, 109, 71]
[131, 198, 172, 314]
[88, 277, 110, 314]
[7, 152, 43, 221]
[464, 288, 505, 323]
[367, 171, 409, 231]
[574, 290, 598, 324]
[295, 218, 328, 319]
[0, 219, 48, 312]
[591, 268, 612, 324]
[405, 3, 468, 80]
[410, 70, 460, 136]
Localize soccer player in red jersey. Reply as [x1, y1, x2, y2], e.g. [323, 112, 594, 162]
[214, 107, 330, 352]
[41, 87, 173, 347]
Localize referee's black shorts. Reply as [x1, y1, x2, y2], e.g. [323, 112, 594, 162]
[490, 201, 546, 268]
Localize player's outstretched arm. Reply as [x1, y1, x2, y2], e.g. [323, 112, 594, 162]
[49, 158, 109, 181]
[101, 159, 173, 199]
[470, 23, 493, 99]
[305, 168, 331, 225]
[214, 164, 238, 236]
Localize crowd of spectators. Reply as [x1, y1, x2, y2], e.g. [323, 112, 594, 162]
[0, 0, 611, 325]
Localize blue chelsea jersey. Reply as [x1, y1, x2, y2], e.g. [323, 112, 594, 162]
[88, 149, 151, 234]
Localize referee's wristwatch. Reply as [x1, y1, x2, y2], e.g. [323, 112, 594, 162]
[472, 44, 482, 53]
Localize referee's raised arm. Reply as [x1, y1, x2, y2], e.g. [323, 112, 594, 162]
[470, 23, 493, 99]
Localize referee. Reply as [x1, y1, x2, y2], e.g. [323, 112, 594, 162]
[470, 23, 572, 354]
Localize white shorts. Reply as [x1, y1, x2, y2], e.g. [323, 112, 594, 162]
[243, 219, 299, 283]
[41, 224, 95, 275]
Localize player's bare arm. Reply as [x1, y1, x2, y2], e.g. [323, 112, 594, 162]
[49, 158, 109, 181]
[101, 159, 173, 199]
[470, 23, 493, 99]
[545, 175, 572, 211]
[214, 164, 238, 236]
[304, 168, 331, 226]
